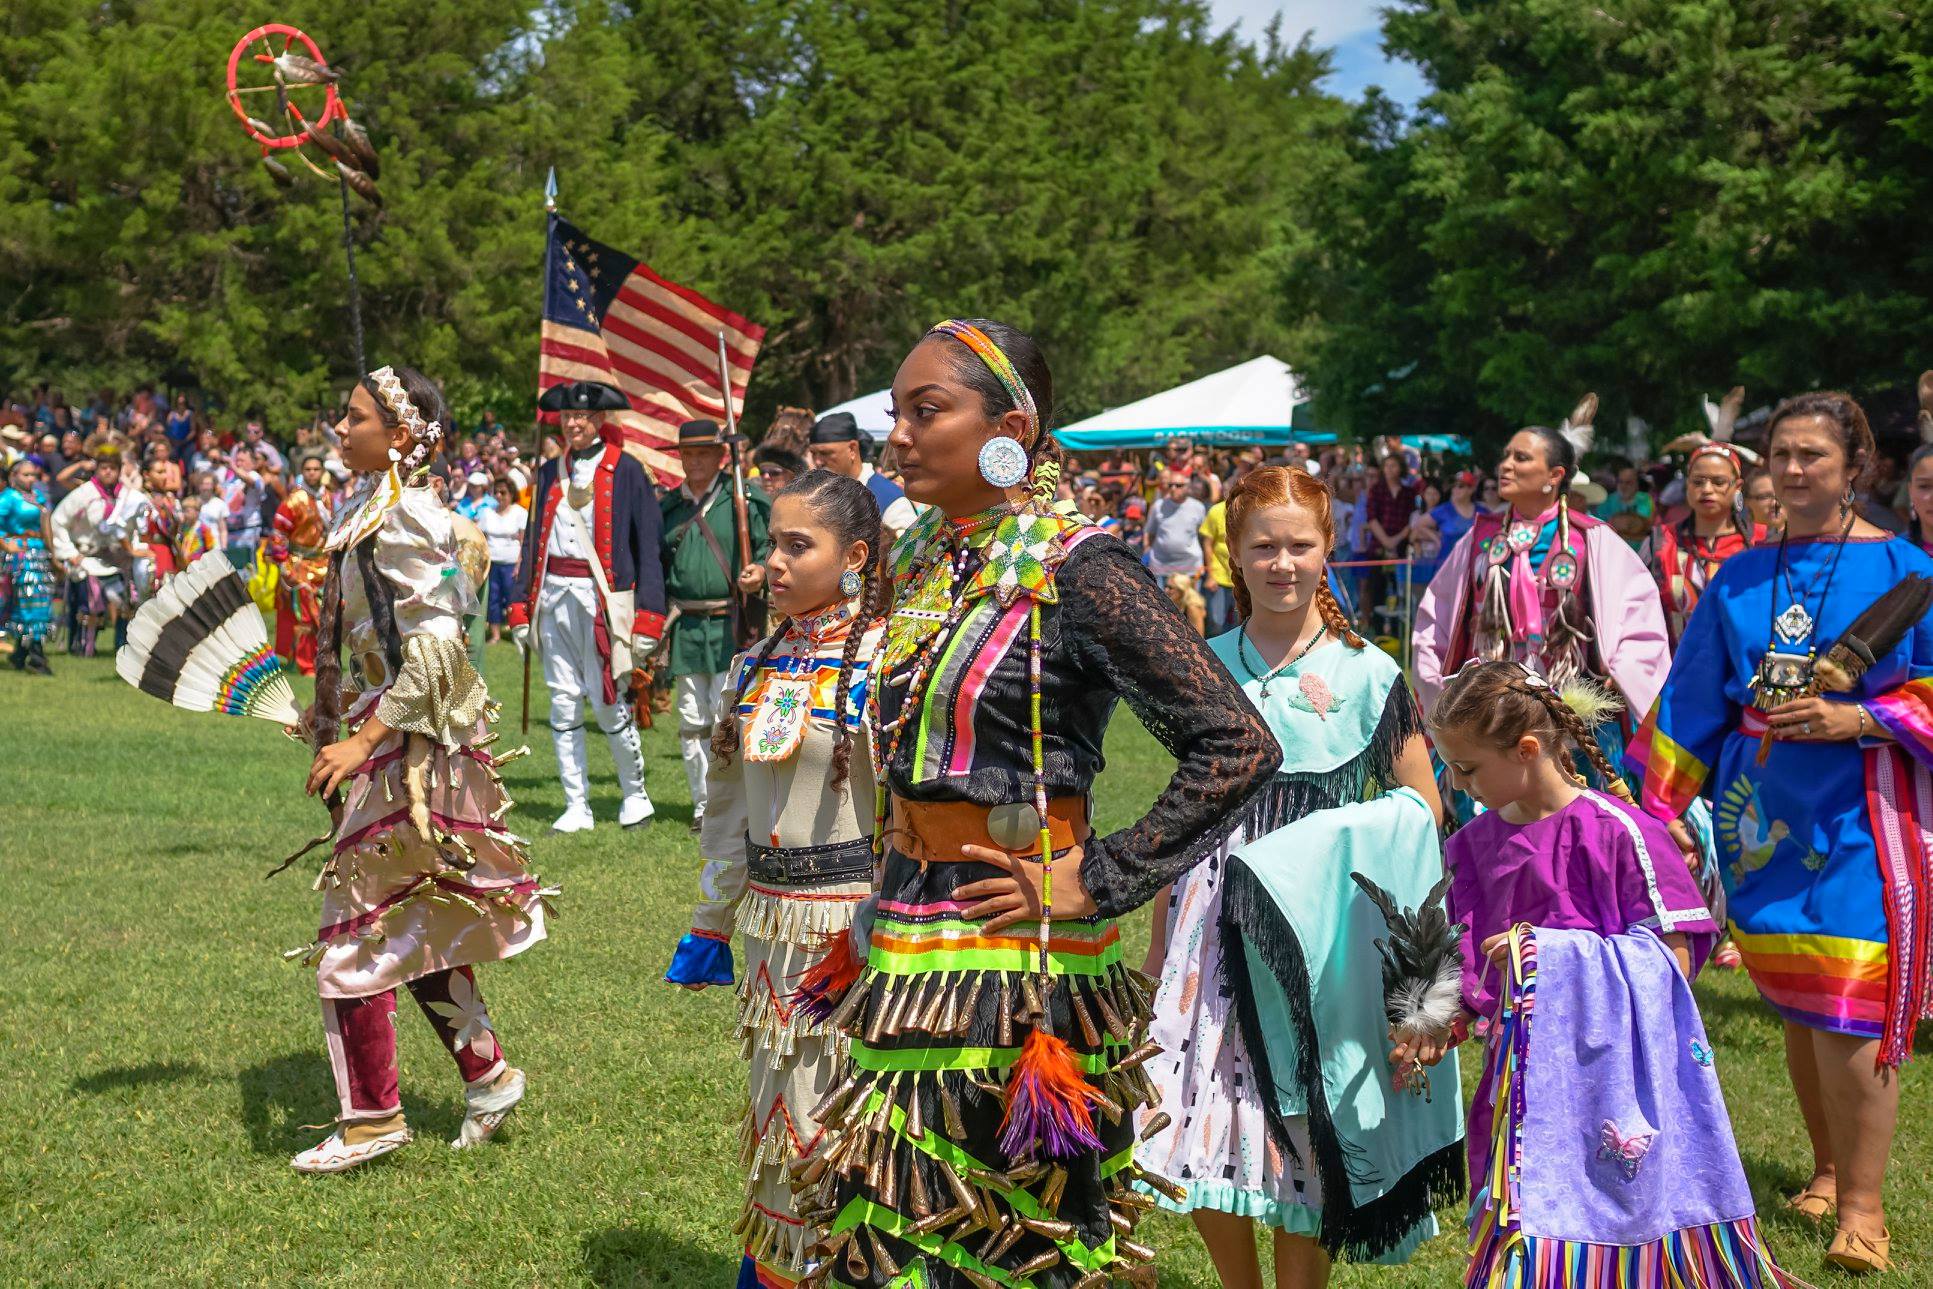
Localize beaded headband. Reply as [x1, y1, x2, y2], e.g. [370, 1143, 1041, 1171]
[1689, 441, 1753, 475]
[367, 365, 442, 471]
[927, 319, 1039, 447]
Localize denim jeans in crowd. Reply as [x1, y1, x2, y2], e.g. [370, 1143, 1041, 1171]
[1202, 583, 1233, 638]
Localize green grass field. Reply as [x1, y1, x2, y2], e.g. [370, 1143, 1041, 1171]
[1, 648, 1926, 1285]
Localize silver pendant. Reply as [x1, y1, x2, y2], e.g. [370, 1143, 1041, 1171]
[1774, 602, 1813, 646]
[986, 802, 1043, 851]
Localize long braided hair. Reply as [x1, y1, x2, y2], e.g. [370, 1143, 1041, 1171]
[710, 470, 885, 793]
[1225, 465, 1365, 648]
[1429, 659, 1635, 804]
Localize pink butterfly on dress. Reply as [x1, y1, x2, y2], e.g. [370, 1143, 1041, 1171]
[1597, 1119, 1655, 1181]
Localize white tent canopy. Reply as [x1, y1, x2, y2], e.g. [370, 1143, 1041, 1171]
[816, 387, 894, 441]
[1056, 355, 1303, 449]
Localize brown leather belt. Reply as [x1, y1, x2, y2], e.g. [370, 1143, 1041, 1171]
[889, 795, 1090, 862]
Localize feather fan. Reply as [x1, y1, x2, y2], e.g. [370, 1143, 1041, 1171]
[1350, 871, 1466, 1043]
[115, 553, 302, 725]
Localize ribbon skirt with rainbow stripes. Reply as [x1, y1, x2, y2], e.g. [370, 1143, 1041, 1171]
[795, 848, 1170, 1288]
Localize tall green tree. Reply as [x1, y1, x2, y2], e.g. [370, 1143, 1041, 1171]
[1283, 0, 1933, 453]
[0, 0, 1344, 433]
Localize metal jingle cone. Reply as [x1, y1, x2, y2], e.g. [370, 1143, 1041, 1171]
[905, 1148, 933, 1216]
[1138, 1110, 1172, 1142]
[955, 971, 987, 1035]
[1069, 980, 1103, 1047]
[1011, 1248, 1063, 1279]
[940, 1079, 968, 1139]
[995, 977, 1014, 1047]
[1018, 1214, 1075, 1241]
[865, 980, 894, 1044]
[903, 1076, 925, 1141]
[1017, 972, 1045, 1025]
[867, 1227, 901, 1279]
[844, 1230, 869, 1280]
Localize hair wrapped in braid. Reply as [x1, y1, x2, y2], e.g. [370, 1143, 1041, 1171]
[1225, 465, 1367, 647]
[708, 468, 884, 792]
[1429, 659, 1635, 803]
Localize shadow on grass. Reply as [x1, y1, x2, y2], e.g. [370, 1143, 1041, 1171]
[582, 1223, 738, 1287]
[237, 1051, 338, 1156]
[70, 1059, 206, 1095]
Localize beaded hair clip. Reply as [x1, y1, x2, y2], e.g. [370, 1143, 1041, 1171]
[927, 319, 1039, 447]
[368, 365, 443, 471]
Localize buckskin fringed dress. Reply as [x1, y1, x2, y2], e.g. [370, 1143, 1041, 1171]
[1630, 534, 1933, 1067]
[292, 471, 552, 1122]
[1143, 634, 1462, 1263]
[797, 503, 1278, 1289]
[664, 604, 884, 1288]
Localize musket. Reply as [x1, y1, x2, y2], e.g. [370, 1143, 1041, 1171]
[716, 329, 766, 646]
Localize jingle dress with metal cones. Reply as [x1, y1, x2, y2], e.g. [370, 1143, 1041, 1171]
[794, 503, 1278, 1289]
[666, 605, 885, 1287]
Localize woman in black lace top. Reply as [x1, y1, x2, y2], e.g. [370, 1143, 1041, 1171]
[791, 318, 1277, 1288]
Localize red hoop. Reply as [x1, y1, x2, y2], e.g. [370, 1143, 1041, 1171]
[225, 23, 342, 150]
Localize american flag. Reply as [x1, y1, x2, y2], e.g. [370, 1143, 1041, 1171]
[539, 213, 765, 484]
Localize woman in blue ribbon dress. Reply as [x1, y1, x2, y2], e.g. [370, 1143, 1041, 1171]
[1631, 392, 1933, 1274]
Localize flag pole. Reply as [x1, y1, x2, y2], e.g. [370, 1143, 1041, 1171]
[521, 168, 559, 734]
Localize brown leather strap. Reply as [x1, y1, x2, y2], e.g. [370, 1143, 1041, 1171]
[889, 796, 1090, 862]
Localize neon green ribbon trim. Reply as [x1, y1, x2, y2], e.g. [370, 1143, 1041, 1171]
[865, 942, 1122, 976]
[850, 1041, 1127, 1075]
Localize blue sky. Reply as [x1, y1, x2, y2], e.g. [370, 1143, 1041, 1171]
[1205, 0, 1427, 105]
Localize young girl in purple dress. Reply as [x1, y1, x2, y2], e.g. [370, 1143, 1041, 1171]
[1405, 660, 1795, 1288]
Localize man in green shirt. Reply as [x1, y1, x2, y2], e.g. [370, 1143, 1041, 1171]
[658, 418, 770, 829]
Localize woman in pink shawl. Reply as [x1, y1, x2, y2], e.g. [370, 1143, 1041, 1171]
[1415, 396, 1672, 770]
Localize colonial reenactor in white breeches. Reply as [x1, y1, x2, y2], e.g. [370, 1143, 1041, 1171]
[509, 381, 668, 833]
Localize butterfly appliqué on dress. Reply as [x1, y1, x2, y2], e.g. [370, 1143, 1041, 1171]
[1690, 1039, 1714, 1068]
[1598, 1119, 1655, 1181]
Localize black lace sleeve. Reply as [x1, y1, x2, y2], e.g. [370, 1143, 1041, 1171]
[1058, 538, 1281, 918]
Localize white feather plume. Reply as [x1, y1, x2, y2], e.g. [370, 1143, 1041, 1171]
[1389, 962, 1464, 1042]
[1558, 392, 1597, 457]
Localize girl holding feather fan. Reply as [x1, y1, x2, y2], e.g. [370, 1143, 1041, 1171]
[1630, 391, 1933, 1274]
[1140, 466, 1462, 1286]
[288, 366, 551, 1174]
[1418, 661, 1793, 1289]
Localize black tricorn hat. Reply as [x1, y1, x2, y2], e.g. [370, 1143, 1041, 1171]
[538, 381, 629, 413]
[678, 418, 727, 447]
[807, 412, 863, 444]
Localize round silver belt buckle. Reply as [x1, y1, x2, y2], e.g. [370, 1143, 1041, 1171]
[985, 802, 1042, 852]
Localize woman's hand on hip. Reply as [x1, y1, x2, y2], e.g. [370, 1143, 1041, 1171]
[955, 842, 1099, 935]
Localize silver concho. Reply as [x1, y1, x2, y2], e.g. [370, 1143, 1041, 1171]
[977, 436, 1030, 489]
[986, 801, 1043, 851]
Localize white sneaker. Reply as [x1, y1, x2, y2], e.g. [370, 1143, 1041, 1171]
[453, 1067, 526, 1150]
[290, 1123, 411, 1174]
[550, 803, 595, 834]
[618, 793, 655, 829]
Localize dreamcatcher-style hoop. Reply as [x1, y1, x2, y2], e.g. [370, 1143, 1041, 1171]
[225, 24, 343, 177]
